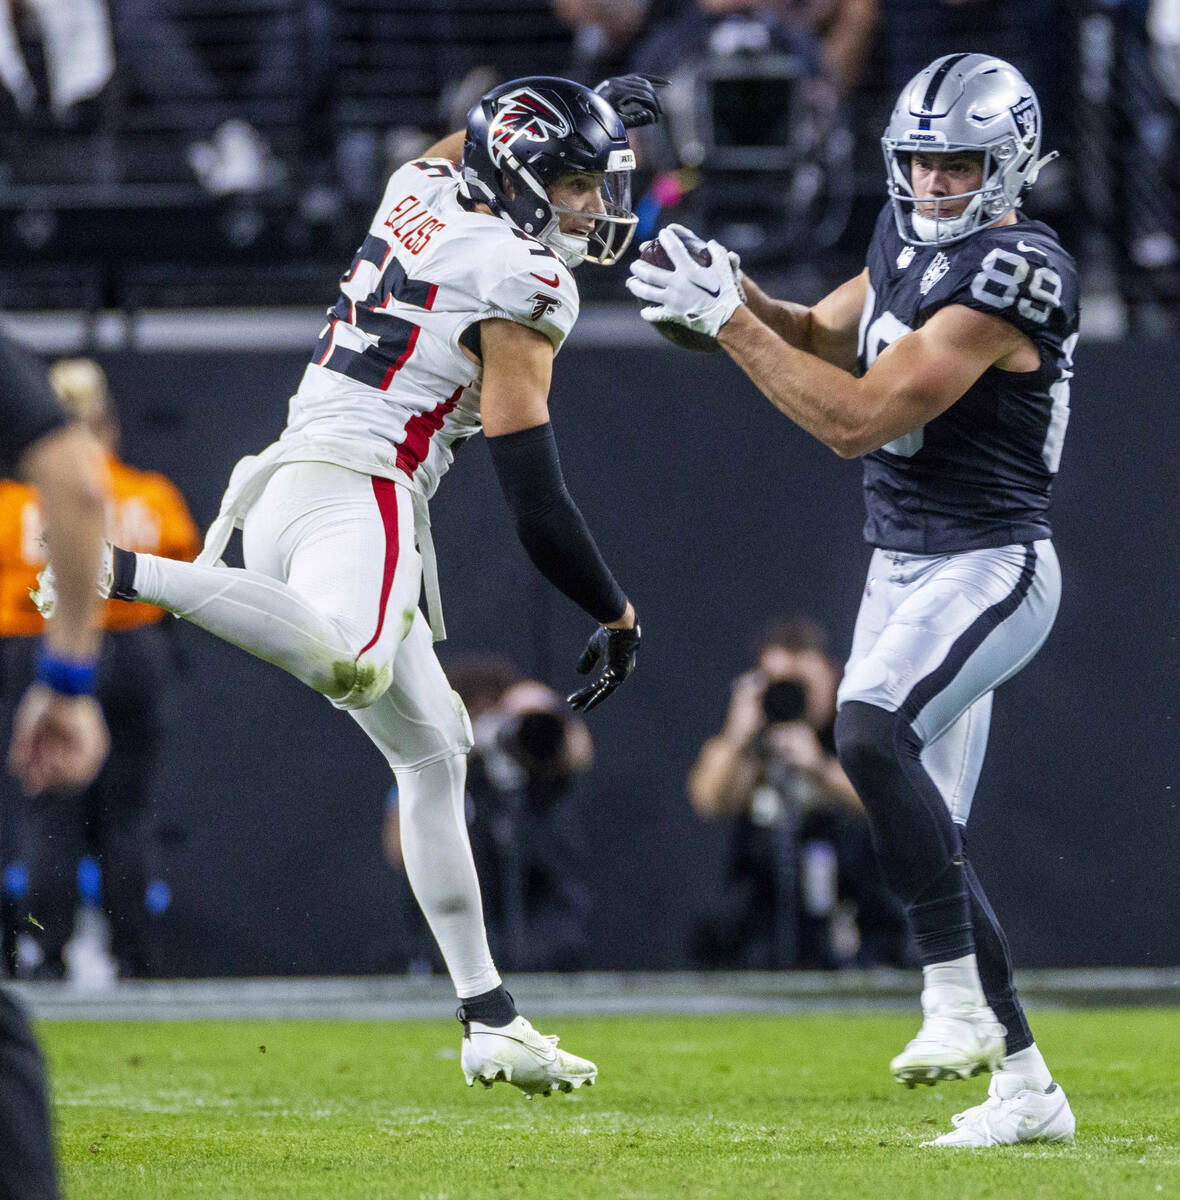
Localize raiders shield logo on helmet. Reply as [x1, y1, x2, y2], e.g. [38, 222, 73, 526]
[1011, 96, 1038, 141]
[529, 292, 562, 321]
[488, 88, 572, 168]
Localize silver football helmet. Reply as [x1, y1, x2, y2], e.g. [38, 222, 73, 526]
[882, 53, 1053, 247]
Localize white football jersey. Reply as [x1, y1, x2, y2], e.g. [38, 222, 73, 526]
[282, 157, 579, 499]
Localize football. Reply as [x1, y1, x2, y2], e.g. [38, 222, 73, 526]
[639, 231, 723, 354]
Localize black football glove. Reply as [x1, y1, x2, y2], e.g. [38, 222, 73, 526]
[567, 621, 641, 712]
[593, 74, 668, 130]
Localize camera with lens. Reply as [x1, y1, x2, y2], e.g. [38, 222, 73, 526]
[657, 15, 851, 265]
[496, 709, 570, 775]
[761, 678, 808, 725]
[691, 55, 804, 173]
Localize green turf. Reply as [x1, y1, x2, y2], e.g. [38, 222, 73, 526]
[41, 1007, 1178, 1199]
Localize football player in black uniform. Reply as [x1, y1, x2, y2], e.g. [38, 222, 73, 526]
[628, 53, 1078, 1147]
[0, 330, 112, 1200]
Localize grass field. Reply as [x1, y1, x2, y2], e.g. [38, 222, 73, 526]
[42, 1007, 1178, 1200]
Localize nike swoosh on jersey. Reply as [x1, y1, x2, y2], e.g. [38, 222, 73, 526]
[1016, 240, 1046, 256]
[693, 282, 721, 298]
[530, 272, 560, 287]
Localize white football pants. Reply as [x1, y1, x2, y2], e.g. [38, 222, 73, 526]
[132, 461, 499, 997]
[837, 539, 1061, 825]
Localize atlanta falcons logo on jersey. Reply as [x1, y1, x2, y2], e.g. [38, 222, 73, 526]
[488, 87, 571, 168]
[529, 292, 562, 321]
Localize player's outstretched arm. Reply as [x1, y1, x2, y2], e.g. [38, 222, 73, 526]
[629, 226, 1031, 458]
[481, 318, 639, 711]
[421, 130, 465, 162]
[719, 299, 1033, 458]
[22, 425, 106, 662]
[741, 270, 868, 373]
[593, 74, 668, 129]
[628, 225, 865, 369]
[8, 423, 109, 794]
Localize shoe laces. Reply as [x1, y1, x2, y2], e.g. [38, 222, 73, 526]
[456, 1011, 561, 1051]
[517, 1019, 560, 1051]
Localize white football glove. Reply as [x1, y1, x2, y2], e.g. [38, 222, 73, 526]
[626, 224, 743, 338]
[633, 237, 744, 296]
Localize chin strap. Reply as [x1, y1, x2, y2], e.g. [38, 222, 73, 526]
[547, 232, 588, 268]
[461, 164, 591, 266]
[458, 171, 501, 215]
[910, 197, 979, 243]
[1025, 149, 1059, 191]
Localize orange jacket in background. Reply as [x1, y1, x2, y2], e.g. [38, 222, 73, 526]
[0, 452, 201, 636]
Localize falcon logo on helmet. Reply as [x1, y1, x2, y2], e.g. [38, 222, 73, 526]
[488, 88, 571, 166]
[462, 75, 638, 269]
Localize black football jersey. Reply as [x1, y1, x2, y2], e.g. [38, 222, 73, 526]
[857, 203, 1079, 554]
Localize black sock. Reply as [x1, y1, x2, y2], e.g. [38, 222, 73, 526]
[458, 985, 516, 1028]
[111, 547, 138, 600]
[964, 855, 1033, 1050]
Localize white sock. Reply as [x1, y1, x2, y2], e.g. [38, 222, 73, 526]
[395, 754, 500, 999]
[922, 953, 987, 1006]
[133, 553, 359, 700]
[1000, 1043, 1053, 1091]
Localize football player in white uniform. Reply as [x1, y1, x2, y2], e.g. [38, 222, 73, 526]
[35, 74, 662, 1097]
[627, 55, 1078, 1146]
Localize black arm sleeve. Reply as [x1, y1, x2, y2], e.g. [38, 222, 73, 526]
[0, 333, 68, 473]
[486, 422, 628, 625]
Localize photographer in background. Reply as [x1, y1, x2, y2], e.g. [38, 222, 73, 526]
[383, 656, 594, 974]
[688, 617, 911, 969]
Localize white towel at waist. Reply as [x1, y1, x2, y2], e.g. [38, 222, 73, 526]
[196, 436, 446, 642]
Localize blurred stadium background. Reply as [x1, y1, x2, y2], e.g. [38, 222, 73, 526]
[0, 0, 1177, 984]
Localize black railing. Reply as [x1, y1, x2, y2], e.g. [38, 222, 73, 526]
[0, 1, 1175, 321]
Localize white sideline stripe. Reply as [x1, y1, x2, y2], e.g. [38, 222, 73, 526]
[0, 305, 665, 354]
[11, 968, 1178, 1022]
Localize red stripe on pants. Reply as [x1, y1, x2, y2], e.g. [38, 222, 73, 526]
[357, 478, 401, 657]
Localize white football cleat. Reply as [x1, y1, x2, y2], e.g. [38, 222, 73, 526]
[922, 1073, 1076, 1147]
[890, 987, 1006, 1087]
[30, 541, 115, 619]
[461, 1015, 597, 1098]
